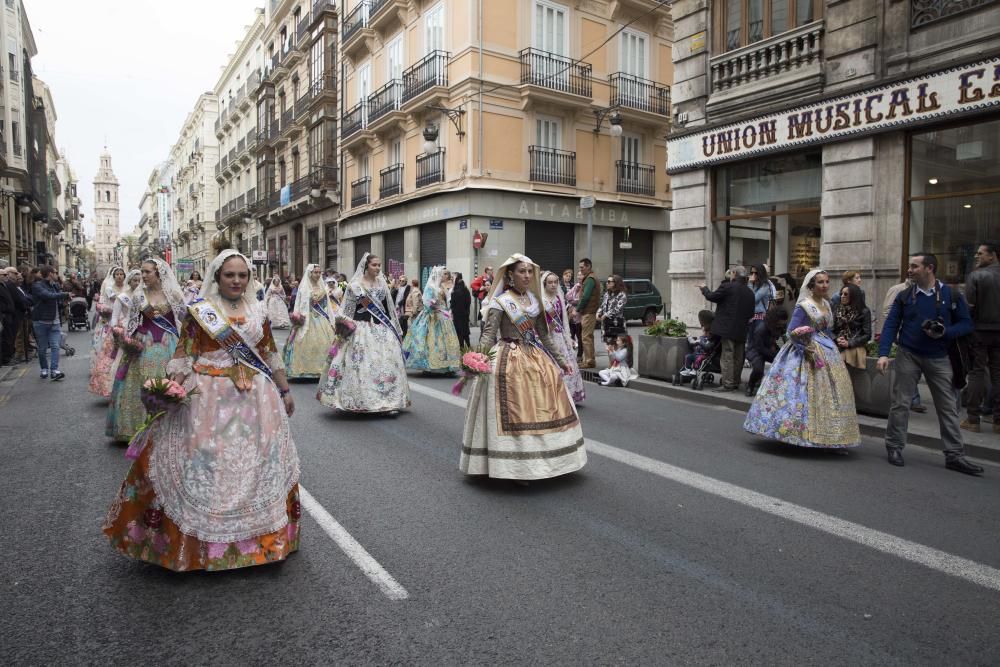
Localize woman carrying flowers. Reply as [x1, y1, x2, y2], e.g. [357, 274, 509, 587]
[282, 263, 336, 379]
[460, 253, 587, 482]
[89, 266, 127, 397]
[744, 268, 861, 449]
[103, 249, 300, 572]
[106, 259, 187, 442]
[402, 265, 461, 374]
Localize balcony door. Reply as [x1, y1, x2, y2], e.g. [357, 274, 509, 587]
[535, 117, 562, 179]
[387, 35, 404, 82]
[425, 3, 444, 54]
[533, 1, 567, 88]
[620, 133, 643, 186]
[357, 61, 371, 121]
[619, 29, 647, 78]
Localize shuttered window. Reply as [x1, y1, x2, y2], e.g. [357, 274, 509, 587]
[525, 221, 575, 276]
[419, 221, 447, 286]
[612, 227, 653, 280]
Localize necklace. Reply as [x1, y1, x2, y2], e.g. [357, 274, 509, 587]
[510, 289, 532, 308]
[222, 297, 241, 310]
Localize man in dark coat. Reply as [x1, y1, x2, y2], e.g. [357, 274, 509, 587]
[450, 272, 472, 349]
[0, 267, 16, 365]
[699, 266, 755, 392]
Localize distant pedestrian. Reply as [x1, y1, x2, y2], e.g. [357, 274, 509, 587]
[833, 284, 872, 370]
[542, 270, 585, 403]
[598, 274, 627, 344]
[961, 240, 1000, 434]
[576, 258, 601, 369]
[745, 307, 788, 396]
[0, 267, 18, 365]
[450, 272, 472, 349]
[566, 270, 583, 356]
[878, 253, 983, 475]
[699, 266, 755, 392]
[30, 265, 72, 380]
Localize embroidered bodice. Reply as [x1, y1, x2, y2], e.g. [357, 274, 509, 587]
[480, 294, 568, 367]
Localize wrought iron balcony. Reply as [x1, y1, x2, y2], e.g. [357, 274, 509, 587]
[520, 48, 592, 98]
[295, 89, 313, 118]
[615, 160, 655, 197]
[415, 149, 445, 189]
[9, 69, 18, 83]
[342, 102, 367, 139]
[528, 146, 576, 186]
[311, 165, 338, 189]
[610, 73, 670, 116]
[343, 2, 370, 44]
[379, 163, 403, 198]
[280, 107, 293, 132]
[351, 176, 371, 207]
[402, 50, 449, 104]
[367, 79, 402, 124]
[309, 72, 337, 98]
[710, 21, 824, 94]
[296, 12, 311, 43]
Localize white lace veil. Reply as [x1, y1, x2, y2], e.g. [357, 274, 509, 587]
[540, 270, 571, 336]
[481, 253, 543, 319]
[199, 250, 260, 314]
[344, 253, 402, 334]
[291, 263, 330, 335]
[126, 258, 187, 336]
[797, 268, 829, 305]
[100, 265, 125, 301]
[121, 269, 141, 297]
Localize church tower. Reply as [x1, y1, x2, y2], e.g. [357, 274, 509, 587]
[93, 148, 121, 274]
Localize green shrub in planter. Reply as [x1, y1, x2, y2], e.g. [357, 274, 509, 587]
[645, 319, 688, 337]
[638, 319, 689, 380]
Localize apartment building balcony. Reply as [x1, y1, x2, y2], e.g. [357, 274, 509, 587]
[379, 163, 403, 198]
[310, 0, 336, 28]
[342, 102, 372, 150]
[295, 12, 312, 50]
[367, 79, 403, 133]
[610, 72, 670, 123]
[528, 146, 576, 186]
[242, 72, 260, 108]
[308, 73, 338, 112]
[241, 131, 257, 163]
[295, 89, 314, 119]
[415, 149, 445, 189]
[222, 108, 233, 131]
[285, 39, 305, 68]
[214, 117, 224, 138]
[369, 0, 406, 33]
[708, 20, 825, 117]
[343, 2, 373, 57]
[351, 176, 371, 207]
[279, 106, 301, 141]
[520, 48, 592, 108]
[401, 50, 449, 110]
[615, 160, 655, 197]
[268, 115, 280, 142]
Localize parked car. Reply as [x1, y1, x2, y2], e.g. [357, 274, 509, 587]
[623, 279, 664, 326]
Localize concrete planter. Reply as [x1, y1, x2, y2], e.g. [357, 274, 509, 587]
[638, 334, 688, 381]
[848, 357, 894, 418]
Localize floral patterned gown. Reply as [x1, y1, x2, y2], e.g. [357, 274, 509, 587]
[402, 283, 461, 373]
[543, 295, 586, 403]
[743, 299, 861, 448]
[103, 306, 300, 571]
[282, 290, 335, 379]
[89, 287, 123, 397]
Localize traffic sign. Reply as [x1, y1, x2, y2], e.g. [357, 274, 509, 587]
[580, 195, 595, 209]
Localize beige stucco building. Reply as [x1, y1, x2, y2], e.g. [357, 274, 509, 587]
[337, 0, 673, 294]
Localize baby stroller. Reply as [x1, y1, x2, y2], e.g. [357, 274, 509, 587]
[68, 297, 91, 332]
[671, 310, 722, 390]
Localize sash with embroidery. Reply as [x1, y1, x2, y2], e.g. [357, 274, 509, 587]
[311, 297, 331, 322]
[187, 298, 273, 389]
[497, 292, 560, 368]
[362, 289, 402, 344]
[142, 305, 180, 338]
[544, 297, 565, 335]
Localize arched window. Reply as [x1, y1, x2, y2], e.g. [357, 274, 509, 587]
[106, 190, 111, 202]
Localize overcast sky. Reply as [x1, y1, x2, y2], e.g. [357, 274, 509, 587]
[27, 0, 262, 236]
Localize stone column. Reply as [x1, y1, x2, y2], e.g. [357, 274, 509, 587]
[668, 168, 710, 327]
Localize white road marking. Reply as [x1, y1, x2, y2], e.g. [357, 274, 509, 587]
[299, 485, 409, 601]
[408, 381, 1000, 593]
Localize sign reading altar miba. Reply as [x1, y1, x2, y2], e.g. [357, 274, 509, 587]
[667, 57, 1000, 172]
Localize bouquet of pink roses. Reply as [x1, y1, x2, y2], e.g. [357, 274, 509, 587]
[290, 311, 305, 326]
[327, 316, 357, 359]
[126, 378, 197, 460]
[451, 351, 494, 396]
[97, 303, 114, 320]
[790, 325, 815, 338]
[790, 326, 825, 369]
[114, 328, 145, 354]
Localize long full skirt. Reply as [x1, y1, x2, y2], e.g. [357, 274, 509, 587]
[106, 333, 177, 441]
[266, 294, 291, 329]
[282, 316, 335, 379]
[88, 323, 117, 397]
[318, 321, 410, 413]
[103, 373, 300, 572]
[461, 341, 587, 479]
[402, 309, 461, 374]
[743, 339, 861, 448]
[547, 329, 586, 402]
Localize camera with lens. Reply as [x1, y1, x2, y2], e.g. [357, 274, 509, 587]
[921, 318, 946, 339]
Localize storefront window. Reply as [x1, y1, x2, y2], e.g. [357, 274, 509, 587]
[714, 151, 821, 280]
[908, 118, 1000, 285]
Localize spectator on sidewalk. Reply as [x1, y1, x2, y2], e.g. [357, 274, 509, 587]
[961, 240, 1000, 434]
[833, 284, 872, 370]
[598, 274, 627, 345]
[877, 252, 982, 475]
[3, 267, 32, 363]
[451, 272, 472, 349]
[700, 266, 755, 393]
[831, 270, 864, 308]
[566, 270, 584, 357]
[882, 277, 926, 413]
[576, 258, 601, 369]
[30, 265, 71, 381]
[745, 307, 789, 396]
[0, 267, 16, 365]
[469, 266, 494, 321]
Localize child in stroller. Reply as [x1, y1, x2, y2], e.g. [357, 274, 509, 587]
[672, 310, 721, 390]
[67, 296, 90, 332]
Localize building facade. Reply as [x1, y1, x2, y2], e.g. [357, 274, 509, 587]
[169, 94, 219, 278]
[337, 0, 673, 294]
[668, 0, 1000, 324]
[92, 149, 120, 275]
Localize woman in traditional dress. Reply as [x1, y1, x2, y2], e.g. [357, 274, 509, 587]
[317, 253, 410, 413]
[105, 270, 142, 390]
[265, 276, 292, 329]
[106, 259, 186, 443]
[402, 265, 461, 374]
[460, 254, 587, 482]
[541, 270, 586, 404]
[103, 249, 300, 571]
[89, 266, 126, 396]
[282, 263, 336, 379]
[743, 269, 861, 449]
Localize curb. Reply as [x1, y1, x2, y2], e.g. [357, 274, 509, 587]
[580, 370, 1000, 464]
[0, 364, 27, 407]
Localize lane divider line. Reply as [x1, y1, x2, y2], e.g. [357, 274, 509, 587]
[299, 485, 409, 601]
[408, 381, 1000, 593]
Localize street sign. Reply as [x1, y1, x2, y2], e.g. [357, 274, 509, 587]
[251, 250, 267, 265]
[473, 230, 488, 249]
[458, 219, 468, 230]
[580, 195, 595, 209]
[489, 219, 503, 230]
[175, 259, 195, 272]
[619, 242, 633, 250]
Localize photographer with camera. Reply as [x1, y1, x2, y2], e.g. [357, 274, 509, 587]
[877, 253, 982, 475]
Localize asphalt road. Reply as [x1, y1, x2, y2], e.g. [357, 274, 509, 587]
[1, 326, 999, 665]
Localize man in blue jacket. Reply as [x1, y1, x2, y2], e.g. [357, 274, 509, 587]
[877, 253, 983, 475]
[31, 265, 71, 380]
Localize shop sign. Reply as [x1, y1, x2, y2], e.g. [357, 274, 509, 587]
[668, 56, 1000, 173]
[175, 259, 194, 272]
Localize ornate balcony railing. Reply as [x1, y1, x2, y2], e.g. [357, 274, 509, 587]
[280, 107, 293, 131]
[342, 102, 367, 139]
[310, 72, 337, 98]
[296, 13, 311, 42]
[520, 47, 592, 97]
[615, 160, 655, 197]
[343, 2, 370, 43]
[610, 72, 670, 116]
[402, 50, 449, 103]
[368, 79, 402, 124]
[415, 149, 445, 189]
[379, 163, 403, 198]
[710, 21, 824, 93]
[295, 89, 314, 118]
[311, 165, 338, 189]
[528, 146, 576, 186]
[351, 177, 371, 207]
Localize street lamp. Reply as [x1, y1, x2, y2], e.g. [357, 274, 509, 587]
[422, 123, 439, 155]
[593, 107, 623, 137]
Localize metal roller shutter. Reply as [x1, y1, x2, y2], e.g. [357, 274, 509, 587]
[613, 227, 653, 280]
[383, 229, 404, 277]
[353, 234, 372, 270]
[419, 221, 447, 286]
[525, 220, 575, 276]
